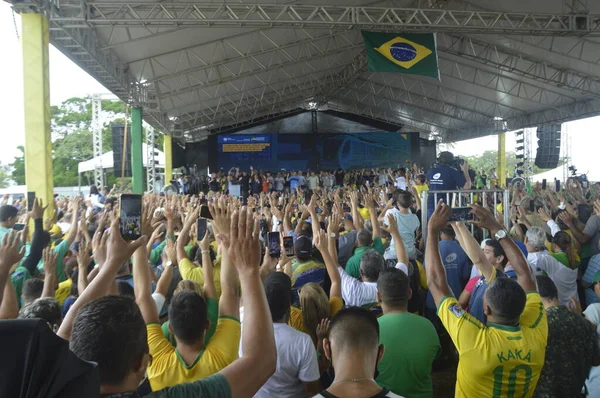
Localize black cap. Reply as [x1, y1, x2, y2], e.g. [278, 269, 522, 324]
[294, 235, 312, 258]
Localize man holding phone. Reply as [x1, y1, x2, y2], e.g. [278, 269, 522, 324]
[426, 152, 471, 220]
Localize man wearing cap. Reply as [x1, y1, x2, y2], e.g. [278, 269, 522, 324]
[291, 235, 326, 305]
[425, 151, 471, 220]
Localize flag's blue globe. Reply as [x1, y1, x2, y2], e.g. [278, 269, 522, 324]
[390, 42, 417, 62]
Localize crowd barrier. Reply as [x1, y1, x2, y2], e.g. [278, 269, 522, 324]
[420, 189, 511, 242]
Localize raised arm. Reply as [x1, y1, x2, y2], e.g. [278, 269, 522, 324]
[451, 222, 494, 281]
[365, 194, 381, 239]
[41, 248, 58, 298]
[76, 244, 90, 295]
[470, 204, 536, 292]
[155, 240, 176, 297]
[210, 198, 239, 319]
[199, 231, 216, 300]
[315, 229, 341, 299]
[219, 207, 277, 398]
[425, 201, 454, 307]
[133, 244, 159, 324]
[58, 217, 146, 341]
[382, 213, 409, 266]
[64, 197, 81, 246]
[0, 232, 25, 319]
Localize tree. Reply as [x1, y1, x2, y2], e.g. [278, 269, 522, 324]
[10, 146, 25, 186]
[0, 163, 11, 188]
[462, 150, 566, 176]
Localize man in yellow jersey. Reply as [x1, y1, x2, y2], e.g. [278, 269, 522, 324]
[136, 207, 241, 391]
[425, 201, 548, 398]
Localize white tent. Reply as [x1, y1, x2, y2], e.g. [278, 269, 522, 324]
[531, 166, 599, 183]
[77, 143, 165, 174]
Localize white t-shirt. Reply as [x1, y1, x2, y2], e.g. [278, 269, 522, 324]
[241, 323, 320, 398]
[395, 176, 407, 190]
[383, 208, 419, 260]
[339, 263, 408, 307]
[528, 251, 578, 306]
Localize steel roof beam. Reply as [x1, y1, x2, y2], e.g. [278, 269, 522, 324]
[438, 34, 600, 97]
[176, 72, 342, 128]
[351, 77, 494, 125]
[315, 52, 368, 107]
[52, 2, 600, 36]
[143, 29, 359, 86]
[167, 62, 351, 118]
[335, 87, 453, 132]
[328, 98, 439, 135]
[447, 96, 600, 141]
[157, 45, 359, 102]
[438, 52, 577, 108]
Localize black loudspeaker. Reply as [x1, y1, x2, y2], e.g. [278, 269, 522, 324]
[111, 123, 132, 177]
[534, 124, 561, 169]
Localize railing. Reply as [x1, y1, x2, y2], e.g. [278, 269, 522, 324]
[420, 189, 511, 242]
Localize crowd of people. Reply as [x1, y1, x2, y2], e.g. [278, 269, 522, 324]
[2, 151, 600, 397]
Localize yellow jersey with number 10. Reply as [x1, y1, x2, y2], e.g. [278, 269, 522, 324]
[437, 292, 547, 397]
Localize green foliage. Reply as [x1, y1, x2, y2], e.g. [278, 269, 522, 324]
[10, 146, 25, 185]
[0, 163, 12, 188]
[10, 96, 157, 187]
[462, 150, 566, 176]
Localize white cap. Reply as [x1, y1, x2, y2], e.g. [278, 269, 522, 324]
[480, 238, 490, 249]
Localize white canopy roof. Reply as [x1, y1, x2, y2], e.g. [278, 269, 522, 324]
[531, 166, 599, 183]
[78, 143, 165, 174]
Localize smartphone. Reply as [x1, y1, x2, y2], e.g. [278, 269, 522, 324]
[119, 194, 143, 241]
[199, 205, 213, 220]
[542, 179, 547, 190]
[197, 218, 207, 240]
[529, 200, 535, 213]
[449, 207, 474, 222]
[13, 223, 25, 231]
[267, 231, 281, 257]
[27, 191, 35, 211]
[343, 205, 351, 213]
[555, 180, 561, 192]
[316, 208, 323, 214]
[283, 236, 294, 256]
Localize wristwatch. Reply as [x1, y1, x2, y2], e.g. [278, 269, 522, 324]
[165, 261, 173, 267]
[494, 229, 508, 241]
[328, 232, 336, 238]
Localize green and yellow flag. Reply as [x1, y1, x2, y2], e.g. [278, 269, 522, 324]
[361, 31, 439, 78]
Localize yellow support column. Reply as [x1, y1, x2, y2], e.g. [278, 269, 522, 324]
[22, 13, 54, 215]
[497, 132, 506, 188]
[164, 134, 173, 187]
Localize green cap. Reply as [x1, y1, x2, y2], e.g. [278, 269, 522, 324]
[593, 271, 600, 284]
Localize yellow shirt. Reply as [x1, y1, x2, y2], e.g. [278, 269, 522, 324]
[413, 183, 428, 197]
[179, 257, 222, 299]
[54, 278, 72, 305]
[358, 207, 370, 220]
[289, 296, 344, 335]
[146, 318, 241, 391]
[437, 293, 547, 397]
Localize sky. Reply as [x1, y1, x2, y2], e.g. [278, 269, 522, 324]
[0, 3, 598, 180]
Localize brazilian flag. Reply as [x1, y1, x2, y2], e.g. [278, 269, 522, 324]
[362, 31, 439, 78]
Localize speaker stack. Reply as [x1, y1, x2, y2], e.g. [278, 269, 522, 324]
[534, 124, 561, 169]
[111, 123, 132, 177]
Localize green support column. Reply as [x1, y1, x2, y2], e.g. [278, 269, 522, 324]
[131, 107, 144, 194]
[164, 134, 173, 186]
[22, 13, 54, 217]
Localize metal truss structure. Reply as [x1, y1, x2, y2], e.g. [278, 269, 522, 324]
[145, 124, 156, 193]
[8, 0, 600, 144]
[91, 94, 103, 188]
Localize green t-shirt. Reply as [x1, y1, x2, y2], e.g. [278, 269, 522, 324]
[11, 266, 32, 307]
[36, 239, 70, 282]
[0, 226, 12, 243]
[376, 312, 441, 398]
[147, 373, 231, 398]
[162, 297, 219, 346]
[345, 237, 385, 279]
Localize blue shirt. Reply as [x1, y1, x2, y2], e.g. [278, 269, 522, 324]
[288, 176, 300, 190]
[468, 269, 506, 324]
[426, 240, 471, 309]
[426, 165, 466, 212]
[582, 254, 600, 306]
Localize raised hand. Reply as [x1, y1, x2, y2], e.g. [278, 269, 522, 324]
[77, 242, 91, 269]
[29, 198, 47, 220]
[382, 213, 400, 235]
[0, 231, 25, 272]
[226, 208, 261, 275]
[470, 203, 503, 234]
[316, 318, 330, 341]
[104, 216, 147, 268]
[538, 207, 552, 223]
[43, 247, 58, 277]
[209, 197, 232, 236]
[313, 229, 329, 254]
[428, 200, 451, 232]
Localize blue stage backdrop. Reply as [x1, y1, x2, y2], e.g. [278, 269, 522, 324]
[214, 132, 411, 172]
